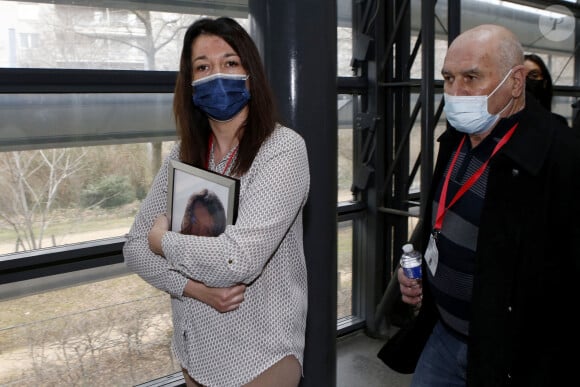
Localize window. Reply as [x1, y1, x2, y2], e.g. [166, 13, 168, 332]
[18, 32, 39, 49]
[0, 1, 252, 384]
[0, 274, 176, 386]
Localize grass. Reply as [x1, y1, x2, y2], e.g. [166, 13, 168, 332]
[0, 274, 176, 386]
[0, 203, 139, 251]
[0, 206, 356, 384]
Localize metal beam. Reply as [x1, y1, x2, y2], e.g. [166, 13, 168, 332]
[249, 1, 338, 385]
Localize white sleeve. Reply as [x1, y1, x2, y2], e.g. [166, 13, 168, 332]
[123, 143, 188, 298]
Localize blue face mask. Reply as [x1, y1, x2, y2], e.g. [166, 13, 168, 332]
[192, 73, 250, 122]
[444, 69, 513, 135]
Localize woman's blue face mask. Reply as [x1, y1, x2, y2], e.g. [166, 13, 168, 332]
[192, 73, 250, 122]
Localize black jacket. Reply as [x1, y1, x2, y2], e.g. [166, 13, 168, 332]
[379, 96, 580, 386]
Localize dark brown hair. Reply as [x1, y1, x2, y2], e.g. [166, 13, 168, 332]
[173, 17, 279, 176]
[180, 189, 226, 236]
[524, 53, 553, 111]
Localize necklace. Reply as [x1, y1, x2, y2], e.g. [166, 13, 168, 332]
[205, 135, 238, 175]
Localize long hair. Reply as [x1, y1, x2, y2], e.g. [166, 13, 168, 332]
[173, 17, 279, 176]
[524, 53, 553, 111]
[180, 189, 226, 236]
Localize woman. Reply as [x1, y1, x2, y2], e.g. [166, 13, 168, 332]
[524, 53, 553, 111]
[524, 53, 568, 126]
[124, 17, 310, 387]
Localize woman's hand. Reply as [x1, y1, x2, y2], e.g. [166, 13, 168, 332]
[183, 279, 246, 313]
[398, 266, 423, 306]
[148, 214, 169, 256]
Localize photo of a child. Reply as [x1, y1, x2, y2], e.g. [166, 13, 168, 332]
[180, 189, 226, 236]
[167, 160, 239, 234]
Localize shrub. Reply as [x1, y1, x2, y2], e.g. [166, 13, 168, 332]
[81, 175, 135, 209]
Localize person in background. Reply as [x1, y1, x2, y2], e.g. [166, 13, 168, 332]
[524, 53, 569, 126]
[124, 17, 310, 387]
[180, 189, 226, 237]
[379, 24, 579, 387]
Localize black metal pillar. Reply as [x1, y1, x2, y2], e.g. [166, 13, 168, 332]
[574, 18, 580, 127]
[362, 0, 388, 337]
[393, 0, 412, 274]
[448, 0, 461, 45]
[248, 1, 338, 386]
[420, 0, 436, 221]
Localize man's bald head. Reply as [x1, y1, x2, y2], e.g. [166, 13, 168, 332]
[448, 24, 524, 74]
[442, 24, 526, 142]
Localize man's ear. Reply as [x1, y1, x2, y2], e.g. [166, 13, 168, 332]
[511, 64, 526, 97]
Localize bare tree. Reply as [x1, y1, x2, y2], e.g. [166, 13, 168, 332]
[0, 148, 87, 251]
[73, 9, 192, 173]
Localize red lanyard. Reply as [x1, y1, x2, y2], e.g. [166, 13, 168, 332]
[205, 135, 238, 175]
[434, 123, 518, 231]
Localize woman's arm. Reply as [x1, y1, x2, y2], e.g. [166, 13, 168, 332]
[183, 279, 246, 313]
[161, 128, 310, 287]
[147, 214, 246, 311]
[125, 144, 248, 311]
[123, 146, 188, 298]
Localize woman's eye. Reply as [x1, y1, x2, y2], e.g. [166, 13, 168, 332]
[528, 71, 542, 80]
[225, 60, 239, 68]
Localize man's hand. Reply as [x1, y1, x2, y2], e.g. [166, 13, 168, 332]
[398, 266, 423, 306]
[184, 280, 246, 313]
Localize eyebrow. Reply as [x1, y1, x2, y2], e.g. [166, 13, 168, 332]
[192, 52, 239, 63]
[441, 67, 481, 77]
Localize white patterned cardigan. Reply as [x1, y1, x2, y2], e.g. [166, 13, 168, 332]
[123, 125, 310, 386]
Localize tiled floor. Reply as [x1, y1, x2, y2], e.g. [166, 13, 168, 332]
[140, 330, 412, 387]
[337, 330, 413, 387]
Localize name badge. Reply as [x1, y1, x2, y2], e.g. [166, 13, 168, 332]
[425, 232, 439, 276]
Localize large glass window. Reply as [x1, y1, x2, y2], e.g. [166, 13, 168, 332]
[337, 0, 353, 77]
[0, 92, 178, 255]
[338, 94, 354, 203]
[0, 274, 174, 385]
[0, 1, 250, 384]
[0, 1, 248, 71]
[0, 142, 176, 254]
[337, 220, 353, 319]
[0, 1, 249, 256]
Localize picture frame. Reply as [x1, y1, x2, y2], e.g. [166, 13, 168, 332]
[167, 159, 239, 236]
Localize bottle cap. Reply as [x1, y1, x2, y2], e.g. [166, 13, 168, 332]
[402, 243, 414, 253]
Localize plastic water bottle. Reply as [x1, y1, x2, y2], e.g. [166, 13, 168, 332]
[400, 243, 422, 280]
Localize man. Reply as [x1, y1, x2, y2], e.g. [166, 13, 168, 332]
[378, 24, 579, 386]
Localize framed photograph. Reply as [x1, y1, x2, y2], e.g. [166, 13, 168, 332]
[167, 159, 239, 236]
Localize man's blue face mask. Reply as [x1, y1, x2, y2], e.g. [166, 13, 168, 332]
[443, 69, 513, 135]
[191, 73, 250, 122]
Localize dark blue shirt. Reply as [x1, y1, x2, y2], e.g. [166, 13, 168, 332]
[429, 113, 520, 336]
